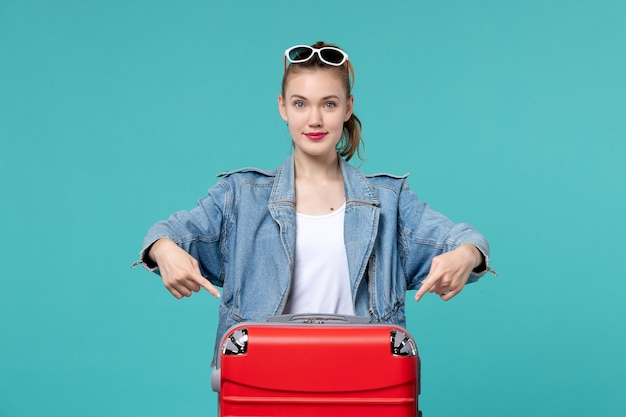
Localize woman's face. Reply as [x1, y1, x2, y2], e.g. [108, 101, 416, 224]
[278, 69, 353, 161]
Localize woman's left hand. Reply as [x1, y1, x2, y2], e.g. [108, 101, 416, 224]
[414, 243, 483, 302]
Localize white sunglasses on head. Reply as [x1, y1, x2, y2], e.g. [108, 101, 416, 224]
[284, 45, 349, 71]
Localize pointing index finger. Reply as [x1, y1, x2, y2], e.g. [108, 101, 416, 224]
[415, 279, 433, 301]
[192, 273, 221, 299]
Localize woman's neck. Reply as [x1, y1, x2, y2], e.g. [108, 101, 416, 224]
[293, 151, 345, 215]
[293, 151, 341, 180]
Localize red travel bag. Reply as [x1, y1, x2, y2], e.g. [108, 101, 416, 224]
[211, 314, 421, 417]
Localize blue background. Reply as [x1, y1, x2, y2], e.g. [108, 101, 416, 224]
[1, 1, 625, 416]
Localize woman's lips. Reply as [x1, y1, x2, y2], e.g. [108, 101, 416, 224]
[305, 132, 327, 140]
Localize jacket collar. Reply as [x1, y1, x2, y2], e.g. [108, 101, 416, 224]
[269, 153, 380, 208]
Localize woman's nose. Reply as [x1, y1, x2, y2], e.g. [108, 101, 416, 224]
[308, 107, 322, 127]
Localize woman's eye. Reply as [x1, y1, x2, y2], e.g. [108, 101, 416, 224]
[324, 102, 336, 109]
[294, 101, 304, 108]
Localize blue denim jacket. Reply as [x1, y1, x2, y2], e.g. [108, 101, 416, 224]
[140, 154, 490, 365]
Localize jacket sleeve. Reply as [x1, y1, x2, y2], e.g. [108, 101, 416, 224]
[138, 179, 231, 287]
[398, 181, 491, 291]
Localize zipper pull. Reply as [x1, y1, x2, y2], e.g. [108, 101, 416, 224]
[369, 307, 378, 321]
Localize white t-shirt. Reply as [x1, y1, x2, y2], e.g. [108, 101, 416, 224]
[283, 204, 354, 315]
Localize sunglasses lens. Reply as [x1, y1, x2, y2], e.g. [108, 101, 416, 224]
[320, 48, 345, 65]
[288, 47, 314, 62]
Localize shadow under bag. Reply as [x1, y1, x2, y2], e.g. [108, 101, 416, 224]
[212, 314, 422, 417]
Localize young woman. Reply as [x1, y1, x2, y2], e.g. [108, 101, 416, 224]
[137, 42, 492, 365]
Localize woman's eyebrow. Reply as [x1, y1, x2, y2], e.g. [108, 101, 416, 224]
[289, 94, 340, 100]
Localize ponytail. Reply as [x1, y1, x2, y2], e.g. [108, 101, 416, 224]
[338, 113, 363, 162]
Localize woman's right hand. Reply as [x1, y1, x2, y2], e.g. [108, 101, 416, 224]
[148, 238, 221, 299]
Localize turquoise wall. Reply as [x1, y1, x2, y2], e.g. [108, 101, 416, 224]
[1, 1, 624, 416]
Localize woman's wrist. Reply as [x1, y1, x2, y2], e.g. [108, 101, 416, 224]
[461, 243, 486, 272]
[148, 238, 173, 264]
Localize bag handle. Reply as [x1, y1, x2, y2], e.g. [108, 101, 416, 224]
[266, 313, 370, 324]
